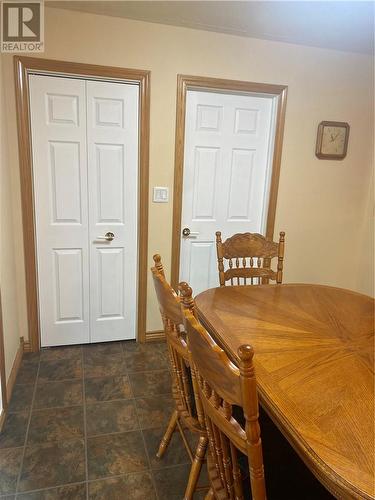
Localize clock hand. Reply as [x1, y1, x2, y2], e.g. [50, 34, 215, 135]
[330, 132, 340, 142]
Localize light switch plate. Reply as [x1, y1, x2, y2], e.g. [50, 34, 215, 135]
[153, 186, 169, 203]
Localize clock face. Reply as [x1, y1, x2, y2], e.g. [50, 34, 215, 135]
[321, 126, 347, 155]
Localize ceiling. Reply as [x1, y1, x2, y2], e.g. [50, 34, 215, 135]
[47, 1, 374, 54]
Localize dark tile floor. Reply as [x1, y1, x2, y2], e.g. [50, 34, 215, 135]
[0, 340, 204, 499]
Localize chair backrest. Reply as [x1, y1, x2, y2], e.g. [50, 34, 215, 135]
[183, 309, 266, 500]
[151, 254, 183, 326]
[216, 231, 285, 286]
[150, 255, 199, 426]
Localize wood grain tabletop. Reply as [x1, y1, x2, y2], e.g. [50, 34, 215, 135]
[195, 284, 375, 499]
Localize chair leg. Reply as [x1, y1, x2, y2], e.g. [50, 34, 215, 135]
[205, 488, 215, 500]
[184, 435, 208, 500]
[156, 409, 178, 458]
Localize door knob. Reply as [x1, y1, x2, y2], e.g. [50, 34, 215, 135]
[182, 228, 199, 238]
[96, 231, 115, 241]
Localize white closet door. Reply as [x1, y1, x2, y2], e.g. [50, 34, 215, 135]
[180, 90, 276, 295]
[86, 81, 139, 342]
[29, 75, 90, 347]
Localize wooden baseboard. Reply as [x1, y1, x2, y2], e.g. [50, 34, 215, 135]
[145, 330, 165, 342]
[22, 332, 165, 346]
[0, 338, 24, 431]
[23, 340, 32, 353]
[0, 408, 7, 432]
[6, 339, 24, 404]
[0, 409, 5, 430]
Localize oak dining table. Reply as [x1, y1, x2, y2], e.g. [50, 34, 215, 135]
[194, 283, 375, 500]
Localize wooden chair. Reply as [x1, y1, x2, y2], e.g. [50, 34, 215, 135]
[183, 307, 266, 500]
[216, 231, 285, 286]
[151, 255, 208, 499]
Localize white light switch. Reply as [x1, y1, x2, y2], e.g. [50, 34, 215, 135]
[153, 186, 169, 203]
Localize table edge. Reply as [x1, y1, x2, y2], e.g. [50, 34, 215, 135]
[195, 283, 375, 302]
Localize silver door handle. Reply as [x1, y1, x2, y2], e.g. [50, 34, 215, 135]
[182, 227, 199, 238]
[96, 231, 115, 241]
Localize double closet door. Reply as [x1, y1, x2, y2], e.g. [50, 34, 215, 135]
[29, 75, 139, 347]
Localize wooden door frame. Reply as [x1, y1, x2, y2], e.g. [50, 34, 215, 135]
[0, 290, 7, 426]
[14, 56, 150, 351]
[171, 74, 288, 290]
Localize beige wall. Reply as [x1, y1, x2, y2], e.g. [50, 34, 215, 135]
[1, 7, 373, 342]
[0, 54, 22, 380]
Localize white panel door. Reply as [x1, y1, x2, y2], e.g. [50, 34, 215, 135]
[180, 90, 276, 295]
[30, 76, 139, 346]
[86, 81, 138, 342]
[29, 75, 90, 346]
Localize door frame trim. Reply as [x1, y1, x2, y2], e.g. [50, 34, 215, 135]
[171, 74, 288, 290]
[0, 290, 7, 426]
[14, 56, 150, 351]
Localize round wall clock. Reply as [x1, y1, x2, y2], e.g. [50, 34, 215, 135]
[315, 121, 350, 160]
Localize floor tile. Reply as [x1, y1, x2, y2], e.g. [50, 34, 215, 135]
[87, 431, 148, 479]
[122, 340, 161, 354]
[88, 471, 157, 500]
[142, 427, 191, 469]
[83, 342, 123, 358]
[152, 462, 208, 500]
[18, 439, 85, 492]
[16, 362, 38, 385]
[16, 482, 86, 499]
[84, 375, 132, 403]
[86, 400, 138, 436]
[27, 407, 84, 445]
[34, 381, 82, 409]
[0, 412, 28, 449]
[129, 370, 171, 398]
[84, 354, 126, 378]
[122, 340, 166, 353]
[0, 447, 23, 495]
[135, 395, 174, 430]
[22, 353, 40, 365]
[124, 345, 169, 373]
[8, 384, 34, 413]
[152, 463, 190, 499]
[40, 346, 81, 362]
[155, 341, 168, 351]
[38, 358, 82, 382]
[152, 341, 169, 358]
